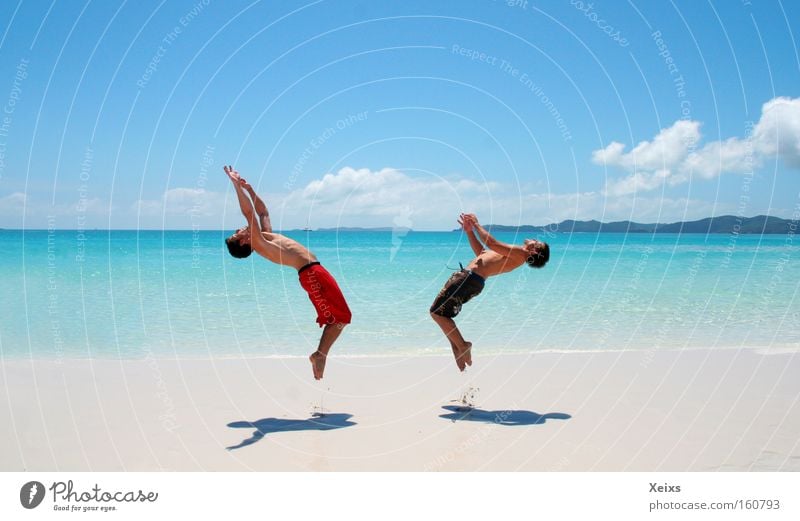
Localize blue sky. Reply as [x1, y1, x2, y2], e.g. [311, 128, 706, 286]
[0, 0, 798, 230]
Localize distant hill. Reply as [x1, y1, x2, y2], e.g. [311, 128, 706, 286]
[457, 215, 795, 234]
[488, 215, 795, 234]
[295, 215, 795, 234]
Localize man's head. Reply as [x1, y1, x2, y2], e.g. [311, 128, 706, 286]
[225, 227, 252, 258]
[523, 239, 550, 268]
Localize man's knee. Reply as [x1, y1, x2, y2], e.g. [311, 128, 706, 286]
[324, 322, 347, 331]
[431, 310, 451, 322]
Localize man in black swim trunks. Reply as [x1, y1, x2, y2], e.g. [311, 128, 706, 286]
[430, 213, 550, 371]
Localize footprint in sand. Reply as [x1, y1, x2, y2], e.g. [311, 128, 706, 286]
[451, 385, 480, 409]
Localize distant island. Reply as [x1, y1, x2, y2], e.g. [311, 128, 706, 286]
[301, 215, 796, 234]
[475, 215, 796, 234]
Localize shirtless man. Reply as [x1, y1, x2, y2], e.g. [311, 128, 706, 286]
[430, 213, 550, 371]
[223, 165, 351, 380]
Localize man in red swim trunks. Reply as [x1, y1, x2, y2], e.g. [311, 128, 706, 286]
[223, 165, 351, 380]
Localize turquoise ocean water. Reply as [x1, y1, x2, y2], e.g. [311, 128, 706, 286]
[1, 229, 798, 359]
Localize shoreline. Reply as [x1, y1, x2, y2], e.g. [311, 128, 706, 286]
[3, 343, 799, 362]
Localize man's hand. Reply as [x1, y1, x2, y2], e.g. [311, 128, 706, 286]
[461, 212, 485, 256]
[225, 165, 259, 225]
[224, 165, 257, 195]
[461, 213, 479, 227]
[225, 167, 272, 233]
[224, 165, 241, 184]
[466, 213, 492, 246]
[458, 213, 474, 232]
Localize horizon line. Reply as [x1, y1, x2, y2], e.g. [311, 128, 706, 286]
[1, 213, 794, 233]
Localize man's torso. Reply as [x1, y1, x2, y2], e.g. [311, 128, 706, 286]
[467, 250, 523, 278]
[257, 232, 317, 270]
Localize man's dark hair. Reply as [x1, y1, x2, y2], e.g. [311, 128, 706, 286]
[526, 241, 550, 268]
[225, 236, 252, 259]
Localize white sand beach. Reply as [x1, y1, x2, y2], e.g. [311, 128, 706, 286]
[1, 348, 798, 471]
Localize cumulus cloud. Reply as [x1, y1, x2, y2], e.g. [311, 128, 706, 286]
[0, 192, 109, 225]
[0, 192, 27, 226]
[0, 192, 27, 210]
[753, 96, 800, 167]
[3, 171, 729, 229]
[130, 170, 506, 230]
[592, 120, 701, 173]
[135, 188, 228, 217]
[272, 166, 720, 229]
[594, 96, 800, 195]
[278, 167, 503, 229]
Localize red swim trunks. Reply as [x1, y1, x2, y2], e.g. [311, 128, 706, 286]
[298, 262, 352, 327]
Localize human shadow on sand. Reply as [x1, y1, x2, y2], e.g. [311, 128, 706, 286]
[226, 413, 356, 450]
[439, 405, 571, 425]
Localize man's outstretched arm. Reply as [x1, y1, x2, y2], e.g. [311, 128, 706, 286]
[224, 165, 272, 231]
[224, 166, 269, 252]
[242, 181, 272, 233]
[225, 166, 257, 223]
[465, 214, 524, 259]
[459, 213, 485, 257]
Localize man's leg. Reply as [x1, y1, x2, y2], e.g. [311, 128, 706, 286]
[309, 323, 346, 380]
[430, 312, 472, 371]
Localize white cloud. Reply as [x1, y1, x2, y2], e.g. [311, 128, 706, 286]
[131, 171, 507, 230]
[135, 188, 228, 217]
[592, 120, 700, 173]
[594, 96, 800, 195]
[681, 137, 755, 180]
[0, 192, 26, 210]
[752, 96, 800, 167]
[131, 187, 248, 229]
[277, 167, 503, 229]
[270, 167, 722, 229]
[0, 192, 105, 216]
[0, 192, 27, 226]
[2, 173, 735, 230]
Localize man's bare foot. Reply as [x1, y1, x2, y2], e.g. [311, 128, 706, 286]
[449, 341, 472, 372]
[449, 340, 466, 371]
[462, 341, 472, 367]
[309, 351, 327, 380]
